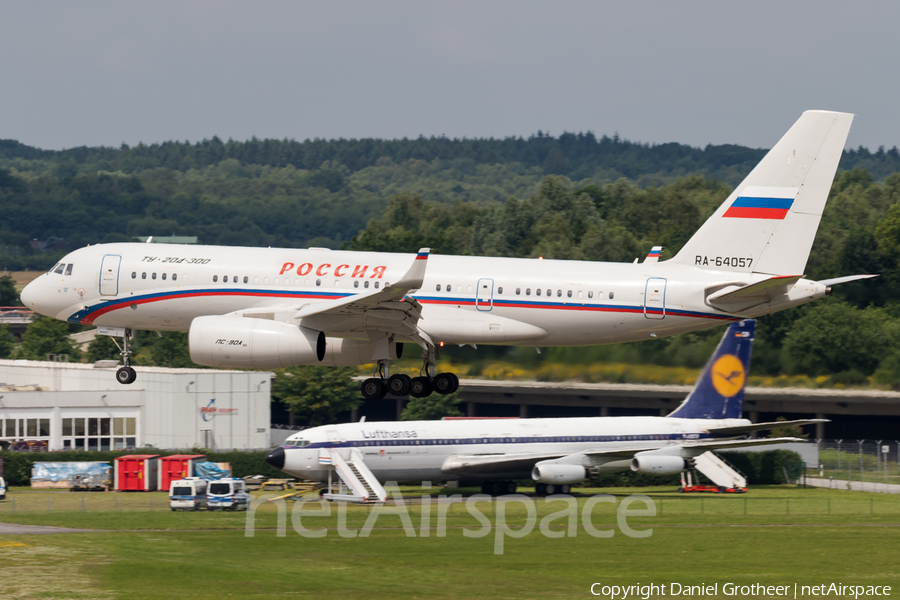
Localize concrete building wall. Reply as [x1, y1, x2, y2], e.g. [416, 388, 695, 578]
[0, 360, 271, 450]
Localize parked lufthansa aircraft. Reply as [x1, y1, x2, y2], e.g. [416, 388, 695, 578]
[265, 320, 823, 498]
[20, 111, 873, 398]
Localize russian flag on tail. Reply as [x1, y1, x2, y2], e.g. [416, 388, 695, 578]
[724, 196, 794, 220]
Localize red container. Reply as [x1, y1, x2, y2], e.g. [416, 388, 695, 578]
[114, 454, 160, 491]
[158, 454, 207, 490]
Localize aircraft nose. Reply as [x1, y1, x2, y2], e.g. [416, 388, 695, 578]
[19, 279, 36, 308]
[265, 446, 285, 470]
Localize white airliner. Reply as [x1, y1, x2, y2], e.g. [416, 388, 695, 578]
[20, 110, 873, 398]
[265, 319, 824, 497]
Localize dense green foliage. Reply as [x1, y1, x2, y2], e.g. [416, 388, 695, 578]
[401, 392, 464, 421]
[1, 132, 899, 270]
[271, 366, 361, 426]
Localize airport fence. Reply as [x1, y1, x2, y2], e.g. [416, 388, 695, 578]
[811, 439, 900, 486]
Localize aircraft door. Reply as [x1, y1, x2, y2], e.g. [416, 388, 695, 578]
[643, 277, 666, 319]
[99, 255, 122, 296]
[475, 278, 493, 311]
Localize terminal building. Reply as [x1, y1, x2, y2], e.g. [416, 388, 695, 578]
[0, 359, 271, 451]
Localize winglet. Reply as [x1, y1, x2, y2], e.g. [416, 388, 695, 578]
[388, 248, 430, 293]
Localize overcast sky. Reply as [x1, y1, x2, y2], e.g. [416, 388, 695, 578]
[2, 1, 897, 152]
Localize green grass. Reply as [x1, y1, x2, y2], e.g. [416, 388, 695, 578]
[2, 486, 899, 599]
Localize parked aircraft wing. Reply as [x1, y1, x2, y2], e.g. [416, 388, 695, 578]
[704, 419, 828, 437]
[441, 452, 569, 477]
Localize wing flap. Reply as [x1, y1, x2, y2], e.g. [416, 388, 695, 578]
[706, 419, 827, 437]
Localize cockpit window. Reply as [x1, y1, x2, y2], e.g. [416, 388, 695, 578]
[64, 264, 73, 276]
[292, 438, 310, 447]
[49, 263, 60, 273]
[53, 264, 65, 274]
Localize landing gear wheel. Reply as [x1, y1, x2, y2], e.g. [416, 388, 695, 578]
[448, 373, 460, 393]
[560, 484, 571, 495]
[410, 376, 432, 398]
[387, 374, 412, 396]
[433, 373, 455, 395]
[488, 481, 503, 496]
[545, 483, 557, 495]
[116, 366, 137, 385]
[361, 378, 387, 400]
[504, 481, 517, 494]
[535, 482, 547, 496]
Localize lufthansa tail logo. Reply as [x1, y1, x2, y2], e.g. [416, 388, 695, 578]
[711, 354, 745, 397]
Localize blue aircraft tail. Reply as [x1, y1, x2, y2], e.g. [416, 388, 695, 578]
[666, 319, 756, 420]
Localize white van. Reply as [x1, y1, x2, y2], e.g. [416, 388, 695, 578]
[168, 477, 208, 511]
[0, 476, 6, 501]
[207, 478, 250, 511]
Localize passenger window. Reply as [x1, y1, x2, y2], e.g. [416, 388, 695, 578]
[162, 273, 167, 280]
[467, 285, 472, 293]
[609, 291, 615, 299]
[173, 273, 178, 281]
[446, 284, 452, 292]
[567, 290, 572, 298]
[354, 281, 359, 288]
[375, 282, 380, 289]
[234, 275, 239, 283]
[64, 264, 73, 276]
[588, 291, 593, 299]
[557, 290, 562, 297]
[213, 275, 218, 282]
[54, 264, 65, 274]
[223, 276, 229, 283]
[536, 289, 541, 296]
[142, 272, 147, 280]
[436, 284, 441, 291]
[545, 289, 550, 297]
[316, 279, 321, 286]
[152, 273, 157, 280]
[525, 288, 531, 296]
[243, 276, 248, 284]
[364, 281, 369, 288]
[334, 280, 340, 287]
[497, 287, 503, 294]
[131, 272, 137, 279]
[577, 290, 583, 299]
[516, 288, 521, 295]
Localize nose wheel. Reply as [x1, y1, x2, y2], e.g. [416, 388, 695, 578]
[113, 328, 137, 385]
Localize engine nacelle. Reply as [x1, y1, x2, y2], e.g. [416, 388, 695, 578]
[630, 455, 688, 475]
[531, 463, 588, 485]
[189, 316, 401, 369]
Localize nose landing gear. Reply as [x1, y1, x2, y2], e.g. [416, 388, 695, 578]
[114, 328, 137, 385]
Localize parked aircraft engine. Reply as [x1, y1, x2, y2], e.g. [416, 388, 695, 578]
[630, 455, 689, 475]
[189, 316, 401, 369]
[531, 463, 588, 485]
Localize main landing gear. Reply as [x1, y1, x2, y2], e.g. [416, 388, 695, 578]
[359, 348, 459, 400]
[114, 328, 137, 385]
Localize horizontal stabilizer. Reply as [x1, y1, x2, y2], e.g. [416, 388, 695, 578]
[817, 274, 879, 287]
[706, 419, 828, 437]
[706, 275, 802, 311]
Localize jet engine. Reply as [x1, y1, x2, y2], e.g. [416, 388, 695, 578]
[531, 463, 588, 485]
[188, 316, 400, 369]
[630, 455, 689, 475]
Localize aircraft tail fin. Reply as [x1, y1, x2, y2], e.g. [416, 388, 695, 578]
[667, 319, 755, 420]
[669, 110, 853, 276]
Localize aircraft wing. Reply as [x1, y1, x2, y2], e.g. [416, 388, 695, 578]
[705, 419, 827, 437]
[441, 452, 570, 477]
[232, 248, 435, 349]
[582, 436, 806, 462]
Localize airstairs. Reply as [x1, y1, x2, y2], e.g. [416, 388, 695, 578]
[319, 448, 388, 503]
[681, 451, 747, 492]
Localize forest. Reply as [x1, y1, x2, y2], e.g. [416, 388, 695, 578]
[1, 132, 899, 390]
